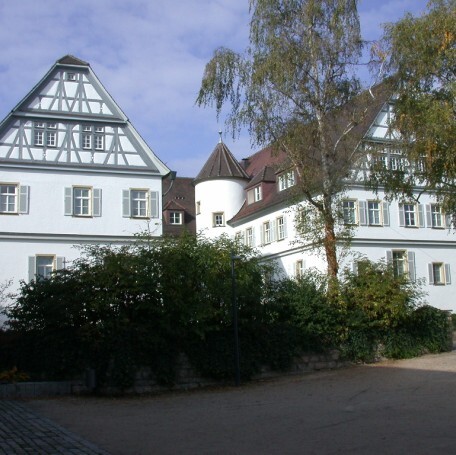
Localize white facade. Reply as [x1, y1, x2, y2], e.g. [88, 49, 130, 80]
[0, 56, 169, 309]
[195, 97, 456, 312]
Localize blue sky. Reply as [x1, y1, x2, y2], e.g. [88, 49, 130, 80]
[0, 0, 429, 177]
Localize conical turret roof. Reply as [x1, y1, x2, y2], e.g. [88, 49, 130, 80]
[194, 140, 249, 183]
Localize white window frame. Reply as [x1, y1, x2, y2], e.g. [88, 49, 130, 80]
[399, 203, 424, 228]
[213, 212, 225, 227]
[0, 184, 18, 213]
[169, 211, 183, 225]
[342, 200, 357, 225]
[263, 221, 272, 244]
[276, 216, 286, 241]
[34, 122, 57, 148]
[428, 262, 451, 286]
[122, 189, 158, 219]
[295, 259, 304, 278]
[367, 201, 382, 226]
[278, 170, 295, 191]
[81, 124, 105, 151]
[131, 190, 149, 218]
[73, 186, 92, 217]
[36, 255, 56, 280]
[387, 250, 415, 281]
[245, 227, 254, 247]
[65, 187, 101, 217]
[247, 186, 262, 204]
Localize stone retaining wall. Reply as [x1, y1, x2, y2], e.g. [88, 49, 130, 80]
[0, 350, 348, 399]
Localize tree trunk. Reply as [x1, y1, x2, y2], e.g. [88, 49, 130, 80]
[323, 211, 338, 279]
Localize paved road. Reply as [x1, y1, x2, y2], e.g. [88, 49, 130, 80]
[4, 350, 456, 454]
[0, 399, 109, 454]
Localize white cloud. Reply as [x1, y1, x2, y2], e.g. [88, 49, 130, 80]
[0, 0, 430, 177]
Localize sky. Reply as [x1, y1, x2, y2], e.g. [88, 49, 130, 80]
[0, 0, 429, 178]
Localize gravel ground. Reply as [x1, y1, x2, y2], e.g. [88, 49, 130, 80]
[25, 350, 456, 455]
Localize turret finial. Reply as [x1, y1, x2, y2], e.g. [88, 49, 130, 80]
[218, 130, 223, 143]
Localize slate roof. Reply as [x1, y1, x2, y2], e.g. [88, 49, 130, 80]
[228, 80, 394, 225]
[194, 141, 249, 183]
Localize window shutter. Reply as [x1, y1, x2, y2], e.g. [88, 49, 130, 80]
[283, 216, 288, 239]
[150, 191, 159, 218]
[19, 186, 30, 214]
[445, 264, 451, 285]
[428, 263, 434, 285]
[386, 250, 393, 266]
[425, 204, 432, 228]
[358, 201, 367, 225]
[382, 202, 390, 226]
[407, 251, 416, 281]
[252, 227, 256, 247]
[398, 205, 405, 227]
[56, 257, 64, 271]
[28, 256, 36, 281]
[418, 205, 425, 228]
[64, 187, 73, 216]
[271, 219, 276, 242]
[445, 214, 452, 229]
[122, 190, 131, 217]
[93, 189, 102, 217]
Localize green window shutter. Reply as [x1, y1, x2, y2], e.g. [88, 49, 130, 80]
[418, 205, 425, 228]
[28, 256, 36, 281]
[407, 251, 416, 281]
[64, 187, 73, 215]
[425, 204, 432, 228]
[150, 191, 159, 218]
[358, 201, 367, 225]
[122, 190, 131, 217]
[382, 202, 390, 226]
[428, 263, 434, 285]
[19, 186, 30, 214]
[445, 264, 451, 285]
[93, 189, 102, 217]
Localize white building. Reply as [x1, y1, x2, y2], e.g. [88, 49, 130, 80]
[0, 55, 169, 302]
[194, 89, 456, 312]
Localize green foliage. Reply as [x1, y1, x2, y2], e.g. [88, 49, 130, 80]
[197, 0, 372, 278]
[372, 0, 456, 213]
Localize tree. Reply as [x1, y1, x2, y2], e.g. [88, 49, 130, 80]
[197, 0, 383, 279]
[371, 0, 456, 214]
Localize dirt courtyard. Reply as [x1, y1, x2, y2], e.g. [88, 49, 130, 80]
[27, 351, 456, 454]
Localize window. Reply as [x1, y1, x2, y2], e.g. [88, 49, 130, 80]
[247, 186, 262, 204]
[263, 221, 272, 244]
[122, 189, 159, 219]
[245, 227, 254, 247]
[278, 170, 295, 191]
[196, 201, 201, 215]
[34, 122, 57, 147]
[342, 200, 357, 225]
[81, 125, 105, 151]
[428, 263, 451, 286]
[426, 204, 446, 228]
[399, 203, 423, 228]
[0, 184, 29, 214]
[213, 212, 225, 227]
[0, 184, 18, 213]
[29, 255, 64, 281]
[66, 72, 76, 81]
[36, 256, 55, 279]
[295, 260, 304, 278]
[65, 187, 102, 217]
[169, 211, 183, 225]
[276, 216, 287, 241]
[387, 250, 415, 281]
[367, 201, 381, 226]
[131, 190, 148, 217]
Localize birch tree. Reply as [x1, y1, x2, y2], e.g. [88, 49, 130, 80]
[197, 0, 378, 278]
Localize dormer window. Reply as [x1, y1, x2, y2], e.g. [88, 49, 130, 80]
[66, 72, 76, 81]
[247, 185, 262, 204]
[169, 211, 183, 225]
[278, 170, 295, 191]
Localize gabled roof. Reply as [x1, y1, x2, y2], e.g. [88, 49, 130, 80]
[0, 55, 170, 176]
[228, 80, 395, 225]
[56, 55, 90, 66]
[163, 200, 186, 211]
[194, 141, 249, 183]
